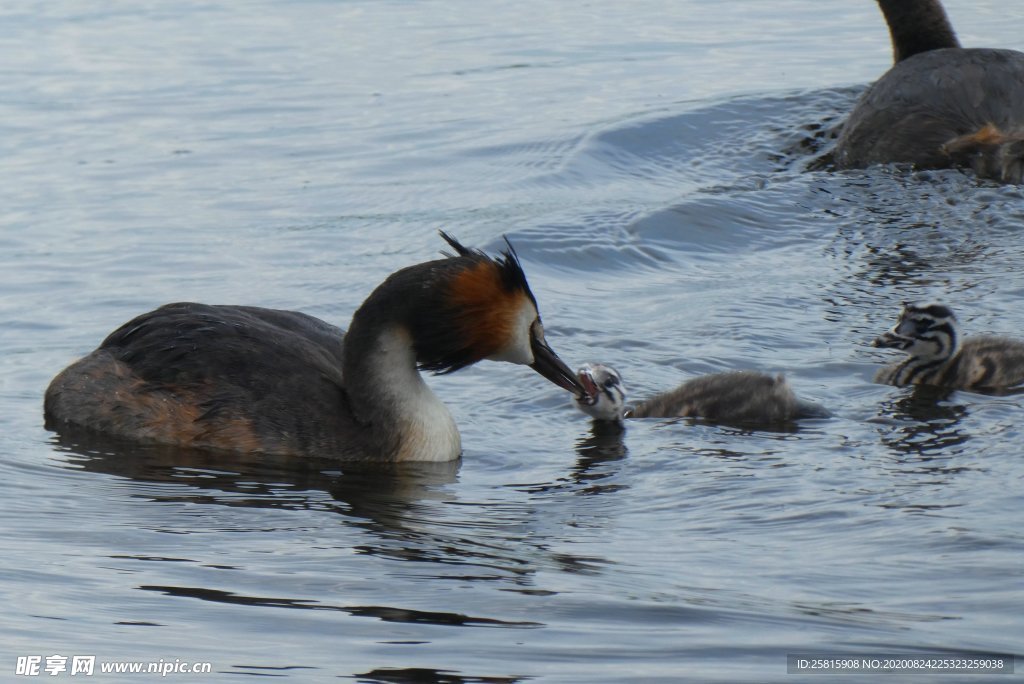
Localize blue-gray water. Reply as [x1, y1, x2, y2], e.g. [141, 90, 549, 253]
[3, 1, 1023, 681]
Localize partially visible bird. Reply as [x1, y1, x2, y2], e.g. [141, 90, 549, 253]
[833, 0, 1024, 183]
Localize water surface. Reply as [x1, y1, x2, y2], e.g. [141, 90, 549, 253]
[2, 1, 1023, 681]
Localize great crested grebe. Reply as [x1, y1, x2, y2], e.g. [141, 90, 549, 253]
[873, 302, 1024, 391]
[44, 233, 585, 462]
[574, 363, 829, 425]
[834, 0, 1024, 183]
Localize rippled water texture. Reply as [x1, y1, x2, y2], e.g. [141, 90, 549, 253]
[3, 1, 1024, 682]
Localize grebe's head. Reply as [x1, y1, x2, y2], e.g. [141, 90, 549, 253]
[574, 363, 626, 422]
[396, 232, 584, 394]
[873, 301, 959, 361]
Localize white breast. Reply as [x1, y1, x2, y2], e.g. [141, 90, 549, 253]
[373, 327, 462, 462]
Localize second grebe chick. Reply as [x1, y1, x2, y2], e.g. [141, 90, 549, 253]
[873, 302, 1024, 391]
[575, 364, 829, 426]
[834, 0, 1024, 183]
[44, 232, 585, 462]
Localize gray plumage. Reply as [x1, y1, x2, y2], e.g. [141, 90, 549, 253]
[834, 0, 1024, 183]
[627, 371, 830, 424]
[574, 365, 829, 426]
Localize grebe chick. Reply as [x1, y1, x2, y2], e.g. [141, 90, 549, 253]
[834, 0, 1024, 183]
[574, 363, 627, 422]
[45, 232, 585, 462]
[574, 364, 829, 425]
[873, 302, 1024, 391]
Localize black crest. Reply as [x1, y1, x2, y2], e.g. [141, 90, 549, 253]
[438, 230, 534, 304]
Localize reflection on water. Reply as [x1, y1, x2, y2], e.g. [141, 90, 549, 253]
[54, 427, 459, 518]
[49, 425, 633, 622]
[569, 421, 628, 494]
[353, 668, 526, 684]
[874, 385, 971, 459]
[138, 585, 542, 629]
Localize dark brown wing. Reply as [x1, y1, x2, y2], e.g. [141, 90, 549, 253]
[836, 48, 1024, 174]
[48, 302, 371, 458]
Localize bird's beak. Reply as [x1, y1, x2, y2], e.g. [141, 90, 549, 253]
[872, 330, 912, 349]
[575, 365, 599, 405]
[530, 336, 585, 395]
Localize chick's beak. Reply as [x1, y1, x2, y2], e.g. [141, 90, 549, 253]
[575, 366, 599, 405]
[872, 330, 911, 349]
[530, 336, 585, 395]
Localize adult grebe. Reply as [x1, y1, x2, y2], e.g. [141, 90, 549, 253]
[834, 0, 1024, 182]
[873, 302, 1024, 391]
[45, 233, 585, 462]
[574, 363, 829, 425]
